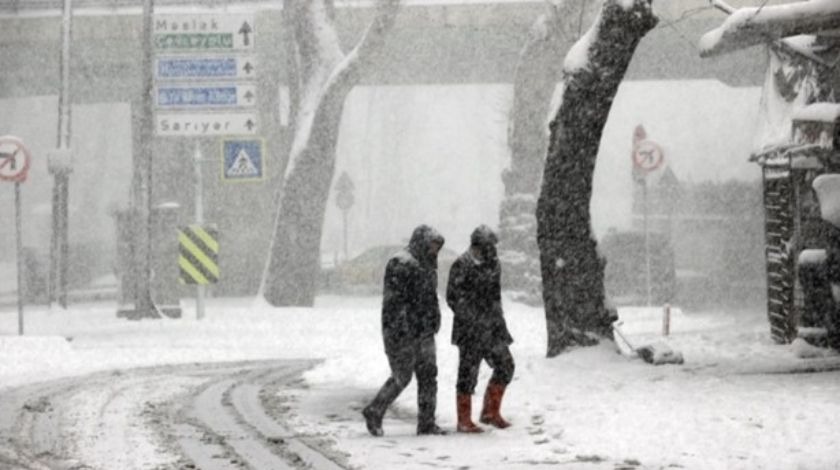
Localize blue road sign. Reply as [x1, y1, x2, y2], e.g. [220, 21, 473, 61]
[156, 56, 257, 80]
[159, 57, 236, 78]
[156, 84, 256, 108]
[223, 139, 263, 181]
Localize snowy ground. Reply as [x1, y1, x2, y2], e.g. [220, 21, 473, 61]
[1, 295, 839, 470]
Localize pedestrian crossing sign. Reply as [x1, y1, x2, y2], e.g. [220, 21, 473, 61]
[222, 138, 263, 181]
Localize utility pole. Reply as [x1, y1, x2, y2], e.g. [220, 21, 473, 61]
[48, 0, 74, 308]
[129, 0, 158, 318]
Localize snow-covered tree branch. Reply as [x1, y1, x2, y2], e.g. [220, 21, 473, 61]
[699, 0, 840, 58]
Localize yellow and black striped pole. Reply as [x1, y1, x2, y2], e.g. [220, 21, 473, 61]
[178, 224, 219, 285]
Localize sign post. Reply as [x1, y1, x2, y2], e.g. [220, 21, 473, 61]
[150, 12, 257, 319]
[194, 143, 205, 320]
[0, 136, 33, 335]
[631, 127, 664, 306]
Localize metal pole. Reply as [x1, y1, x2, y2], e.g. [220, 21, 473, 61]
[15, 182, 24, 335]
[133, 0, 157, 318]
[342, 209, 348, 261]
[643, 178, 651, 306]
[59, 176, 69, 308]
[50, 0, 73, 308]
[194, 143, 205, 320]
[49, 185, 59, 304]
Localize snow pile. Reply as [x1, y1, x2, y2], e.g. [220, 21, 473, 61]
[791, 337, 839, 359]
[792, 102, 840, 123]
[0, 335, 73, 375]
[813, 174, 840, 228]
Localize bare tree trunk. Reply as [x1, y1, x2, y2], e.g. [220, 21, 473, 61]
[500, 1, 598, 304]
[262, 0, 400, 306]
[537, 0, 657, 357]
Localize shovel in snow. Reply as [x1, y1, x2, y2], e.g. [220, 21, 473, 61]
[612, 321, 684, 365]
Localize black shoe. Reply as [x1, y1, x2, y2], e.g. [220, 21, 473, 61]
[417, 423, 448, 436]
[362, 405, 384, 437]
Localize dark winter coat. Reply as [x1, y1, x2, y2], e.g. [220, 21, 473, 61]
[381, 225, 445, 347]
[446, 249, 514, 349]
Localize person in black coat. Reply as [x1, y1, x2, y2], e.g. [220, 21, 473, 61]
[362, 225, 448, 436]
[446, 225, 515, 433]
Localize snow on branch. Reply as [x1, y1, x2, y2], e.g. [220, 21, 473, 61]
[289, 0, 344, 84]
[284, 0, 401, 179]
[328, 0, 401, 91]
[699, 0, 840, 58]
[564, 0, 654, 73]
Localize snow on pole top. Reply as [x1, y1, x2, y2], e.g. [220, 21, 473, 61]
[792, 103, 840, 123]
[698, 0, 840, 58]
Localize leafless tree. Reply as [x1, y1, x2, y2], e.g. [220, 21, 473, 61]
[537, 0, 657, 356]
[261, 0, 401, 306]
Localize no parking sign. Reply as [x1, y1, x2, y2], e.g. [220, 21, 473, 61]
[0, 135, 32, 183]
[632, 139, 664, 174]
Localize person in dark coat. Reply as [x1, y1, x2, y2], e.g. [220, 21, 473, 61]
[446, 225, 515, 433]
[362, 225, 448, 437]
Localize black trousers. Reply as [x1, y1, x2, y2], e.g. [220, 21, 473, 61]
[367, 336, 438, 426]
[456, 343, 514, 395]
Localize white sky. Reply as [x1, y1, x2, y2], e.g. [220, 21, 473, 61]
[323, 80, 762, 257]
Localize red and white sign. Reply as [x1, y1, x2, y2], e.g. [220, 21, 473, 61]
[0, 135, 32, 183]
[632, 139, 664, 173]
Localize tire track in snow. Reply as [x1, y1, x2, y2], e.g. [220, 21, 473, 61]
[0, 360, 346, 470]
[178, 360, 347, 470]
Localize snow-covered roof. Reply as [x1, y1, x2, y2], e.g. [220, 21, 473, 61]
[699, 0, 840, 58]
[792, 102, 840, 122]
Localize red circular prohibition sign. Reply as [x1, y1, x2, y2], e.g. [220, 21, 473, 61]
[0, 135, 32, 183]
[632, 140, 664, 173]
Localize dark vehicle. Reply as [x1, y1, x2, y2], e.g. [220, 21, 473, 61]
[753, 102, 840, 348]
[599, 230, 676, 306]
[322, 245, 458, 295]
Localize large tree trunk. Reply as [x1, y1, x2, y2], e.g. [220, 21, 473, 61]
[537, 0, 657, 357]
[499, 1, 599, 305]
[262, 0, 400, 306]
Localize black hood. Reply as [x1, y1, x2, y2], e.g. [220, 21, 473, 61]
[408, 224, 445, 268]
[470, 225, 498, 248]
[470, 225, 499, 267]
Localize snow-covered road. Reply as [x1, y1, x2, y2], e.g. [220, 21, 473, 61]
[2, 296, 840, 469]
[0, 359, 352, 470]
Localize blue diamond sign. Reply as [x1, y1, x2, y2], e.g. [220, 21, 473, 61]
[222, 139, 263, 181]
